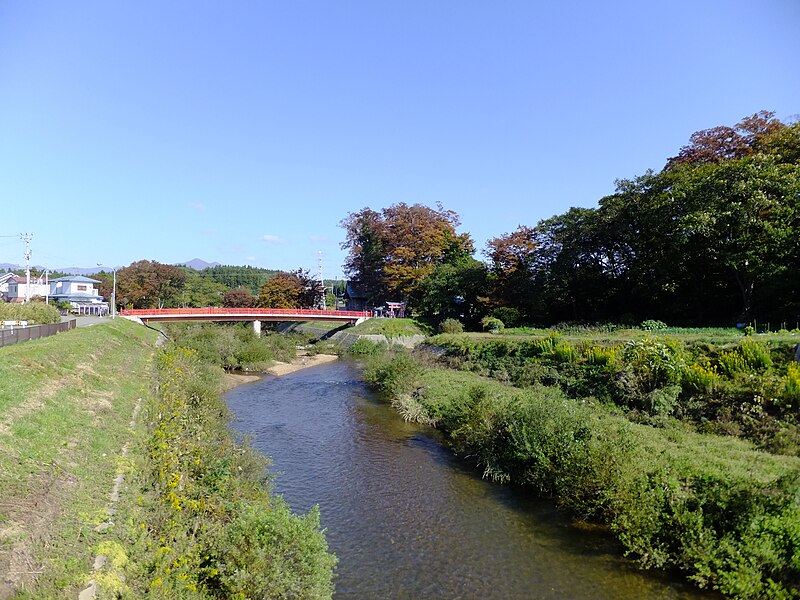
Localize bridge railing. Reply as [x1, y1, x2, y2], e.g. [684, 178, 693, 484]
[120, 307, 371, 318]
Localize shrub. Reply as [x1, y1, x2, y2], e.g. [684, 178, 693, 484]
[621, 338, 684, 392]
[363, 350, 421, 396]
[347, 338, 387, 355]
[683, 363, 722, 393]
[0, 300, 61, 324]
[583, 345, 619, 367]
[781, 363, 800, 408]
[438, 318, 464, 334]
[739, 338, 773, 371]
[550, 341, 579, 363]
[480, 316, 505, 333]
[640, 319, 668, 331]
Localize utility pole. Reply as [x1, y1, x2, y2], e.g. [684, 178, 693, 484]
[21, 233, 32, 303]
[317, 251, 326, 310]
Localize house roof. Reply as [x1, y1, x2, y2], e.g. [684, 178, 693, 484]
[0, 273, 17, 284]
[345, 280, 368, 299]
[52, 275, 101, 284]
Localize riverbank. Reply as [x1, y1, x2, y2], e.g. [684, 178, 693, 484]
[0, 319, 157, 598]
[0, 319, 336, 598]
[265, 352, 338, 376]
[364, 349, 800, 599]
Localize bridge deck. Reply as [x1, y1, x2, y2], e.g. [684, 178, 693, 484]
[120, 307, 370, 324]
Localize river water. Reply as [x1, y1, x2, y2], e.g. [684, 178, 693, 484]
[226, 360, 710, 599]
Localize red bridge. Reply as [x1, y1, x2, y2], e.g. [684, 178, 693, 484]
[120, 307, 370, 334]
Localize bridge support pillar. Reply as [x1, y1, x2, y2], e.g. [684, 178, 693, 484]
[253, 320, 261, 338]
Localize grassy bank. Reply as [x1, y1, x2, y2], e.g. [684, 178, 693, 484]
[365, 350, 800, 599]
[430, 332, 800, 455]
[0, 319, 157, 597]
[0, 319, 335, 598]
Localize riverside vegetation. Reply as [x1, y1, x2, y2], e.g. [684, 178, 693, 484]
[0, 319, 335, 599]
[364, 329, 800, 599]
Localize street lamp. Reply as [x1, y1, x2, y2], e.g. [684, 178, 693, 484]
[98, 264, 117, 319]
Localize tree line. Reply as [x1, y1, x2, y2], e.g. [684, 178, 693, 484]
[94, 263, 330, 311]
[342, 111, 800, 327]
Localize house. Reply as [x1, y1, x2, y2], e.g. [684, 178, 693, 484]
[0, 272, 16, 300]
[344, 281, 369, 311]
[49, 276, 109, 315]
[4, 275, 51, 303]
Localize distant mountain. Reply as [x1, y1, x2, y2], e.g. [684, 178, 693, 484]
[178, 258, 221, 270]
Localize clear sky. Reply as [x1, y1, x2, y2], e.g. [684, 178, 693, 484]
[1, 1, 798, 277]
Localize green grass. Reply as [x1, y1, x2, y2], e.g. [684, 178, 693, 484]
[1, 318, 336, 599]
[0, 319, 157, 598]
[349, 317, 430, 337]
[493, 326, 800, 345]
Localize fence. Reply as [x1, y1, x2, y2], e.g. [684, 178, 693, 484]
[0, 319, 77, 348]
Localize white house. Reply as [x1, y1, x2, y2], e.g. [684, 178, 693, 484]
[4, 275, 51, 303]
[49, 276, 109, 315]
[0, 272, 16, 300]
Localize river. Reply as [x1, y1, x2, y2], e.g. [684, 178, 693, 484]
[226, 360, 711, 599]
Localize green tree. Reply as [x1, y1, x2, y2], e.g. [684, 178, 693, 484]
[179, 268, 228, 307]
[417, 257, 488, 327]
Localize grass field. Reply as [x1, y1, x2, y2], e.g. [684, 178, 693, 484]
[0, 319, 157, 598]
[484, 325, 800, 345]
[349, 317, 431, 337]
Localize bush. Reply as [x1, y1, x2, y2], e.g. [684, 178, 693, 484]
[363, 350, 421, 397]
[640, 319, 668, 331]
[480, 316, 505, 333]
[781, 363, 800, 408]
[0, 301, 61, 324]
[120, 344, 336, 598]
[438, 318, 464, 334]
[347, 338, 387, 355]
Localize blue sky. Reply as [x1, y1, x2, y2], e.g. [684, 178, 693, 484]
[1, 1, 798, 278]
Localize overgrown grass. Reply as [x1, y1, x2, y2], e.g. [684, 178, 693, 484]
[494, 326, 799, 345]
[364, 350, 800, 599]
[349, 317, 431, 337]
[110, 344, 336, 598]
[163, 322, 300, 371]
[0, 300, 61, 324]
[429, 333, 800, 454]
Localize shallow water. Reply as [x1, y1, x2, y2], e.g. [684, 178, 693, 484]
[226, 360, 711, 599]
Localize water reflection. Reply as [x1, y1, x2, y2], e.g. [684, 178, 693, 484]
[226, 360, 712, 599]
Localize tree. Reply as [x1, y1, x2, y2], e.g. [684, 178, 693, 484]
[115, 260, 186, 309]
[417, 257, 488, 327]
[340, 208, 386, 307]
[258, 269, 324, 309]
[665, 111, 787, 169]
[484, 225, 542, 321]
[223, 287, 257, 308]
[180, 268, 228, 307]
[340, 202, 473, 306]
